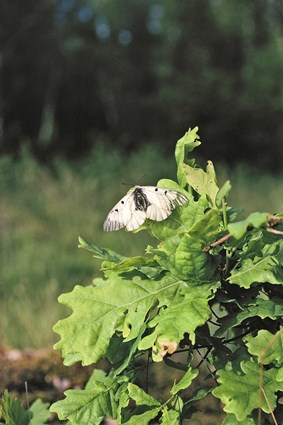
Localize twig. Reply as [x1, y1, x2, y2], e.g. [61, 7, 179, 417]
[196, 346, 213, 369]
[145, 352, 150, 393]
[196, 348, 218, 385]
[223, 328, 251, 344]
[266, 227, 283, 236]
[261, 387, 278, 425]
[204, 233, 233, 252]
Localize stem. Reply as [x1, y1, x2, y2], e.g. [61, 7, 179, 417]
[25, 382, 31, 425]
[261, 387, 278, 425]
[266, 227, 283, 236]
[164, 356, 189, 371]
[203, 233, 232, 252]
[145, 352, 150, 393]
[208, 319, 220, 326]
[196, 347, 213, 368]
[196, 349, 218, 385]
[222, 197, 228, 230]
[223, 328, 252, 344]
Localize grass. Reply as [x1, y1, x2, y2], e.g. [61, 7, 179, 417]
[0, 144, 282, 348]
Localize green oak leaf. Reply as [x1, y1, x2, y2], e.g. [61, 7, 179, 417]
[216, 180, 232, 208]
[29, 399, 50, 425]
[184, 387, 213, 404]
[53, 273, 186, 365]
[122, 384, 161, 425]
[221, 413, 256, 424]
[157, 178, 188, 192]
[227, 212, 268, 239]
[139, 283, 218, 360]
[152, 233, 218, 281]
[213, 359, 283, 421]
[106, 324, 147, 375]
[215, 298, 283, 337]
[170, 367, 199, 395]
[127, 383, 160, 407]
[244, 329, 283, 366]
[122, 408, 161, 425]
[188, 208, 223, 244]
[182, 160, 219, 207]
[50, 373, 126, 425]
[228, 255, 283, 287]
[160, 408, 180, 424]
[78, 236, 125, 263]
[175, 127, 201, 188]
[103, 256, 161, 278]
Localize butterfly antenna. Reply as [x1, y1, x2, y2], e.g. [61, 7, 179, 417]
[137, 173, 146, 183]
[121, 174, 146, 186]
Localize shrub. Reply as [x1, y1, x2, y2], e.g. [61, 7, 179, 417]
[50, 128, 283, 424]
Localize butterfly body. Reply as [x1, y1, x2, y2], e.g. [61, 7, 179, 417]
[133, 187, 150, 211]
[103, 185, 188, 232]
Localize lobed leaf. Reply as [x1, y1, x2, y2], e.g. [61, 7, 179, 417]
[29, 399, 51, 425]
[182, 160, 219, 207]
[212, 359, 283, 421]
[50, 373, 126, 425]
[216, 180, 232, 208]
[228, 255, 283, 287]
[215, 298, 283, 337]
[175, 127, 201, 188]
[53, 273, 185, 365]
[122, 408, 161, 425]
[122, 384, 161, 425]
[221, 413, 256, 424]
[184, 387, 213, 404]
[244, 328, 283, 366]
[170, 367, 199, 395]
[127, 383, 160, 407]
[188, 208, 223, 244]
[102, 256, 161, 279]
[152, 233, 218, 281]
[227, 212, 268, 240]
[139, 283, 219, 360]
[160, 408, 180, 425]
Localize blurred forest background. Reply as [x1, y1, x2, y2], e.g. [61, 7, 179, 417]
[1, 0, 283, 349]
[1, 0, 283, 167]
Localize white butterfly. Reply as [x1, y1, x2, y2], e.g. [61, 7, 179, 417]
[103, 185, 188, 231]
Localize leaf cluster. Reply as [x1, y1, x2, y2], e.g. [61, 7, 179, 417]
[51, 128, 283, 424]
[0, 390, 50, 425]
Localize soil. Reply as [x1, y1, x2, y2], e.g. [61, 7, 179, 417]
[0, 346, 224, 424]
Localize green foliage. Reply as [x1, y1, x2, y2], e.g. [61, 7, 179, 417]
[212, 359, 283, 421]
[50, 128, 283, 424]
[0, 390, 50, 425]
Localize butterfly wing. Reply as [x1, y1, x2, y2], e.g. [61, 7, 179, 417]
[103, 189, 147, 231]
[126, 209, 147, 231]
[103, 186, 188, 231]
[103, 191, 135, 231]
[140, 186, 188, 222]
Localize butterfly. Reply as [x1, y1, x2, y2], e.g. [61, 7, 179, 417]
[103, 186, 188, 231]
